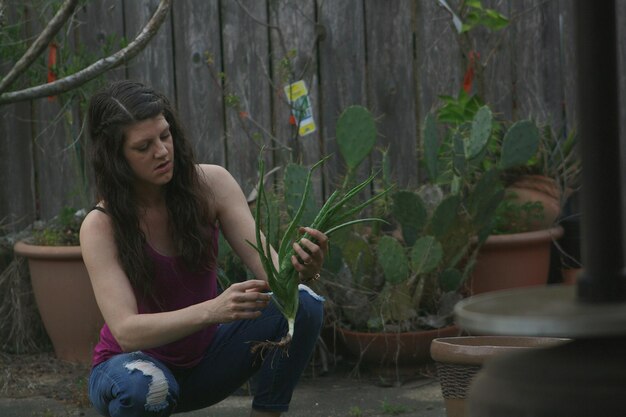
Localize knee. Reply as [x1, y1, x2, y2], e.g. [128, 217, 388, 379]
[104, 357, 178, 416]
[296, 288, 324, 333]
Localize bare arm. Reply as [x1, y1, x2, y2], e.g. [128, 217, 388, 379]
[203, 164, 328, 282]
[80, 164, 326, 352]
[80, 207, 270, 352]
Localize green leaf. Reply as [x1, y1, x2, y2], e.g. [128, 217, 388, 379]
[484, 9, 509, 30]
[429, 194, 461, 237]
[377, 236, 410, 285]
[391, 190, 428, 230]
[466, 106, 492, 159]
[336, 106, 377, 171]
[341, 233, 376, 278]
[284, 163, 318, 226]
[423, 113, 439, 181]
[378, 282, 417, 322]
[499, 120, 540, 170]
[453, 131, 466, 176]
[439, 268, 464, 291]
[409, 236, 443, 275]
[466, 168, 504, 229]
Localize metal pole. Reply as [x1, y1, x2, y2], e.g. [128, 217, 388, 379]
[575, 0, 626, 302]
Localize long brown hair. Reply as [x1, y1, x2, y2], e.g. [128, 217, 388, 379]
[87, 80, 215, 295]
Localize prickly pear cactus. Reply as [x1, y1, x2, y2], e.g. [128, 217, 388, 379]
[340, 231, 377, 288]
[336, 105, 377, 172]
[499, 119, 540, 170]
[377, 235, 409, 285]
[466, 106, 493, 159]
[428, 194, 460, 238]
[391, 190, 427, 231]
[409, 235, 443, 276]
[284, 163, 317, 226]
[439, 268, 464, 292]
[391, 190, 427, 246]
[466, 168, 505, 239]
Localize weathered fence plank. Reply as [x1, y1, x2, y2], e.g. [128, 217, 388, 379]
[365, 0, 418, 189]
[78, 0, 126, 83]
[220, 0, 271, 195]
[29, 3, 87, 219]
[0, 4, 36, 232]
[473, 0, 514, 120]
[0, 0, 601, 229]
[77, 0, 126, 206]
[124, 0, 175, 100]
[558, 0, 578, 135]
[510, 0, 564, 128]
[269, 0, 319, 163]
[414, 1, 462, 120]
[317, 0, 367, 194]
[172, 0, 225, 165]
[0, 103, 34, 232]
[269, 0, 323, 202]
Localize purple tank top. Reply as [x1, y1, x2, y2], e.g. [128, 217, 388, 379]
[92, 228, 219, 369]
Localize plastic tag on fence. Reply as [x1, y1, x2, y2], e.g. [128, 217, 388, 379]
[284, 80, 316, 136]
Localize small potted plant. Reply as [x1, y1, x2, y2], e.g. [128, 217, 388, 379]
[469, 193, 565, 294]
[469, 123, 581, 294]
[13, 207, 104, 364]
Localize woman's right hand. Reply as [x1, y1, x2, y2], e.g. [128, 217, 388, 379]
[210, 279, 271, 323]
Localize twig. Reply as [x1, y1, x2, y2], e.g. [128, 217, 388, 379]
[0, 0, 172, 105]
[0, 0, 79, 94]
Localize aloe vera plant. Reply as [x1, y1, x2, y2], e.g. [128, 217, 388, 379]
[247, 155, 390, 349]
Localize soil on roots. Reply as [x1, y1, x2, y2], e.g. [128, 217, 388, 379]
[250, 334, 292, 356]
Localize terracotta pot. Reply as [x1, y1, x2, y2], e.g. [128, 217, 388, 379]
[337, 325, 461, 377]
[561, 267, 583, 285]
[430, 336, 570, 417]
[469, 226, 564, 295]
[506, 175, 562, 230]
[14, 241, 103, 364]
[558, 215, 583, 284]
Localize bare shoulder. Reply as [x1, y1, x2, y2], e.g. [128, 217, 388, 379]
[79, 207, 114, 246]
[197, 163, 232, 184]
[197, 164, 242, 194]
[196, 164, 248, 218]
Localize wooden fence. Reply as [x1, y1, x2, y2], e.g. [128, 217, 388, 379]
[1, 0, 625, 233]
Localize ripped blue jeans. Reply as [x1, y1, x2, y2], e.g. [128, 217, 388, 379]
[88, 288, 324, 416]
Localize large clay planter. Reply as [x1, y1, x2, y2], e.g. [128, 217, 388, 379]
[14, 241, 103, 364]
[337, 325, 461, 377]
[558, 215, 583, 285]
[469, 226, 564, 295]
[506, 175, 562, 230]
[430, 336, 570, 417]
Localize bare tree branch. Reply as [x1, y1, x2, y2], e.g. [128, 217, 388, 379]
[0, 0, 172, 106]
[0, 0, 79, 94]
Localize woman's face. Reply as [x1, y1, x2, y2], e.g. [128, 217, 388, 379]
[122, 114, 175, 189]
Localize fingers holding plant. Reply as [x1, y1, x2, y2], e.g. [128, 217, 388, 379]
[292, 227, 327, 282]
[213, 279, 271, 322]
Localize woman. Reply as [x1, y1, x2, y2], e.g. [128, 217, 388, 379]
[81, 80, 327, 417]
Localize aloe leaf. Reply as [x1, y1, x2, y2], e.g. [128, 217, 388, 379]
[324, 218, 388, 237]
[278, 157, 328, 260]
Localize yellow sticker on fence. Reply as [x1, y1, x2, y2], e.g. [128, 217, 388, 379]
[284, 80, 316, 136]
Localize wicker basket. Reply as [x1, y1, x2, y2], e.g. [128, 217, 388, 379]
[430, 336, 570, 417]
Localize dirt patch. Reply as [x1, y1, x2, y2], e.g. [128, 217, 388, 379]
[0, 351, 91, 407]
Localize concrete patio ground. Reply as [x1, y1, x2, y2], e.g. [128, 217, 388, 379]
[0, 369, 447, 417]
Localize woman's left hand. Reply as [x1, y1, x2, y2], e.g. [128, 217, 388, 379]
[291, 227, 329, 283]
